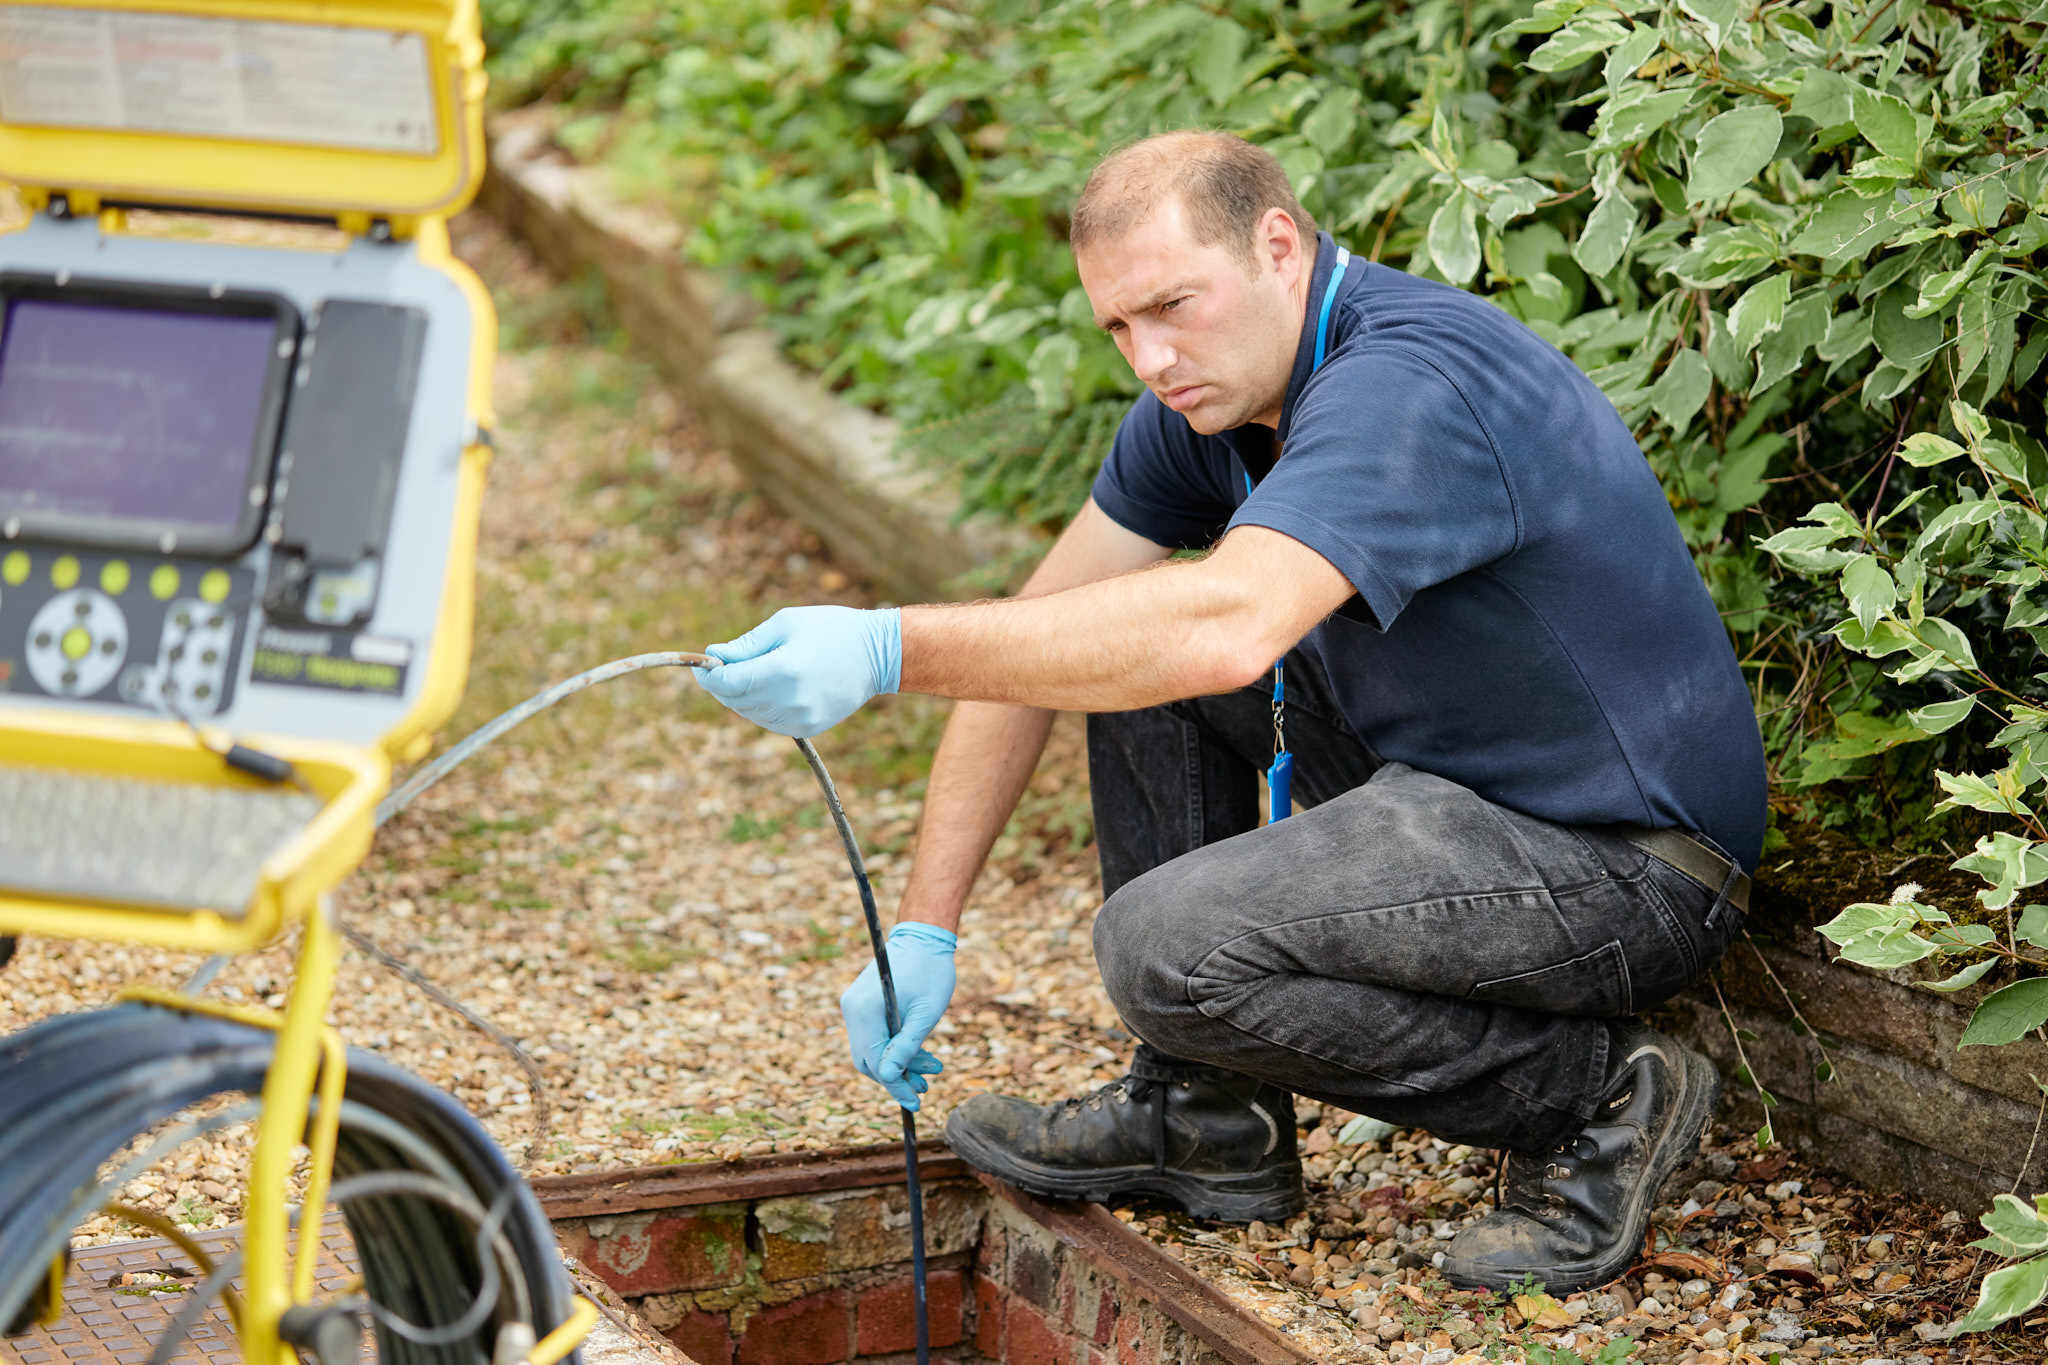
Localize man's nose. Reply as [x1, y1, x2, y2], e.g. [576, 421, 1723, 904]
[1131, 330, 1176, 385]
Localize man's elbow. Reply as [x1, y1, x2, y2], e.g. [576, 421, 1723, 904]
[1186, 615, 1289, 694]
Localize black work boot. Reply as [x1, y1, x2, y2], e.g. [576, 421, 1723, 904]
[943, 1044, 1304, 1222]
[1441, 1022, 1721, 1294]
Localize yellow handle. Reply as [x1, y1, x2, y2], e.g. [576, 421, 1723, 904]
[528, 1297, 600, 1365]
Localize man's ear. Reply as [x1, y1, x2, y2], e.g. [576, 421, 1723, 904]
[1257, 206, 1304, 279]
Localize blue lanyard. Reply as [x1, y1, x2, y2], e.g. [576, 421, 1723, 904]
[1248, 246, 1349, 823]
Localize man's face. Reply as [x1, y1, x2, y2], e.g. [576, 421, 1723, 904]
[1076, 197, 1306, 434]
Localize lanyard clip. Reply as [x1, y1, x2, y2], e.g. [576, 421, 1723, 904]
[1270, 661, 1287, 760]
[1266, 660, 1290, 822]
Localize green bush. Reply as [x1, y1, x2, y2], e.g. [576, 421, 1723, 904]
[1773, 396, 2048, 1335]
[484, 1, 2043, 834]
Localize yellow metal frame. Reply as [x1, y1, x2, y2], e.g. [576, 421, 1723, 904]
[0, 0, 486, 236]
[388, 216, 498, 764]
[112, 911, 342, 1365]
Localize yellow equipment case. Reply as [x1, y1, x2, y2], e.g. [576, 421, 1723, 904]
[0, 16, 601, 1362]
[0, 0, 497, 953]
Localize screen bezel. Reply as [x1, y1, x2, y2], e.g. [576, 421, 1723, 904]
[0, 273, 300, 558]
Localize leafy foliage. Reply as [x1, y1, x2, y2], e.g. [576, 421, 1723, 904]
[1947, 1190, 2048, 1335]
[487, 0, 2045, 811]
[1786, 394, 2048, 1330]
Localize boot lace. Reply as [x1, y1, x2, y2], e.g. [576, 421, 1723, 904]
[1495, 1133, 1600, 1220]
[1055, 1050, 1203, 1172]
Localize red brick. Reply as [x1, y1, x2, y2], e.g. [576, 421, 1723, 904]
[974, 1274, 1005, 1358]
[736, 1290, 850, 1365]
[854, 1268, 964, 1355]
[581, 1210, 747, 1296]
[1091, 1290, 1117, 1347]
[1007, 1299, 1066, 1365]
[1058, 1263, 1116, 1346]
[977, 1219, 1007, 1280]
[1009, 1239, 1059, 1309]
[666, 1309, 735, 1365]
[1115, 1308, 1152, 1365]
[758, 1231, 830, 1282]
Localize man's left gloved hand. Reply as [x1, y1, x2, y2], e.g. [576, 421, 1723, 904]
[840, 922, 956, 1111]
[695, 606, 902, 738]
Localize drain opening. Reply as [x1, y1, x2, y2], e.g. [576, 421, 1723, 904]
[12, 1145, 1311, 1365]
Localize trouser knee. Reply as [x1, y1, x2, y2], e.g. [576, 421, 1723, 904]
[1092, 870, 1198, 1051]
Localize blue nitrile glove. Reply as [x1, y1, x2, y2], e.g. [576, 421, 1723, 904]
[694, 606, 902, 738]
[840, 922, 956, 1111]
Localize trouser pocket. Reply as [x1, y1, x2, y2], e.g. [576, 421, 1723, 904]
[1469, 938, 1632, 1017]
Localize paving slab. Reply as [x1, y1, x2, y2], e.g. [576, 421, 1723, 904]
[4, 1225, 683, 1365]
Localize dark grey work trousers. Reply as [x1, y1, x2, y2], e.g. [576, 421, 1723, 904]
[1086, 648, 1743, 1155]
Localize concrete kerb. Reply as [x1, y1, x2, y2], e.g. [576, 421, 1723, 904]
[480, 109, 1043, 606]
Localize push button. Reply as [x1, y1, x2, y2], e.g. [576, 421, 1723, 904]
[1, 551, 26, 586]
[50, 555, 78, 590]
[24, 589, 127, 698]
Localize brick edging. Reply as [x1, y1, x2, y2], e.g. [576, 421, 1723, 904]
[982, 1179, 1318, 1365]
[533, 1142, 968, 1219]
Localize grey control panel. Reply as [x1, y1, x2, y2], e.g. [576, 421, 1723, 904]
[0, 213, 477, 747]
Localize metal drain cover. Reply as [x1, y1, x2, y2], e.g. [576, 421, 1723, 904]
[6, 1223, 356, 1365]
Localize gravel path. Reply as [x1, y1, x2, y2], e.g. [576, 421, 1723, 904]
[4, 214, 2032, 1364]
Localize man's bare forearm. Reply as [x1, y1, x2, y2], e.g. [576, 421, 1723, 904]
[895, 700, 1057, 934]
[897, 525, 1355, 712]
[898, 559, 1261, 710]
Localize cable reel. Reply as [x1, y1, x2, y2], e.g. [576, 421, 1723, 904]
[0, 1003, 580, 1365]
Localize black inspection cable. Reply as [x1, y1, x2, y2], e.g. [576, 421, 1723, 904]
[796, 737, 932, 1365]
[362, 652, 936, 1365]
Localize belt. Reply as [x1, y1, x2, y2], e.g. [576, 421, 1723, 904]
[1617, 825, 1750, 916]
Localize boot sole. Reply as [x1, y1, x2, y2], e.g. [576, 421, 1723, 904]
[944, 1117, 1305, 1224]
[1441, 1045, 1723, 1295]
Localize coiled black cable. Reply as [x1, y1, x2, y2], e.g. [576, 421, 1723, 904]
[0, 1004, 579, 1363]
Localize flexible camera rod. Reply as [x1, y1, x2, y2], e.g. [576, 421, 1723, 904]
[368, 651, 935, 1365]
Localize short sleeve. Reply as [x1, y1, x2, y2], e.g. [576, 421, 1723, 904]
[1229, 348, 1519, 629]
[1090, 392, 1237, 551]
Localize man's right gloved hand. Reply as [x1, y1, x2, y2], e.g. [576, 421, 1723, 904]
[840, 922, 956, 1111]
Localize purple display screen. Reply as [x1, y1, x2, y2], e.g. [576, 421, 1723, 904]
[0, 297, 280, 536]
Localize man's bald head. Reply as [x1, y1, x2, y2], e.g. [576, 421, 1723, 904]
[1070, 131, 1318, 268]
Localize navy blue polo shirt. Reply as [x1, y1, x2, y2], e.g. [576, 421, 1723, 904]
[1091, 233, 1766, 871]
